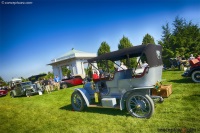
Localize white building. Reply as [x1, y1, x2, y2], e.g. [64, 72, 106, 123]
[48, 48, 97, 79]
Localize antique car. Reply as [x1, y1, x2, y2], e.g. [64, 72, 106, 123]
[71, 44, 163, 119]
[182, 58, 200, 83]
[60, 75, 83, 89]
[10, 81, 42, 97]
[0, 87, 8, 97]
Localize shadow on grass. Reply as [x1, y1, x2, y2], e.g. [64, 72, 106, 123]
[168, 78, 194, 83]
[60, 104, 129, 117]
[182, 94, 200, 101]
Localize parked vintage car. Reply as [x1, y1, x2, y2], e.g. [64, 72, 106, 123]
[0, 88, 8, 97]
[60, 75, 83, 89]
[182, 58, 200, 83]
[71, 44, 163, 119]
[10, 81, 42, 98]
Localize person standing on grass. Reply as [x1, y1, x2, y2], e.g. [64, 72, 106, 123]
[54, 75, 60, 90]
[49, 77, 55, 92]
[42, 78, 51, 94]
[189, 54, 195, 60]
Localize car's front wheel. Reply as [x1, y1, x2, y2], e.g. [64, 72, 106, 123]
[10, 92, 15, 98]
[126, 93, 154, 119]
[62, 84, 68, 89]
[191, 70, 200, 83]
[26, 90, 31, 97]
[71, 91, 85, 111]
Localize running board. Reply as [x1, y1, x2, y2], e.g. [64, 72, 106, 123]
[88, 104, 120, 109]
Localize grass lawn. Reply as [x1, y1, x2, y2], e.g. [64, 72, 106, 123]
[0, 70, 200, 133]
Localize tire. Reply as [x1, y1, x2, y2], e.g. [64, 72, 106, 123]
[10, 92, 15, 98]
[71, 91, 85, 111]
[126, 93, 154, 119]
[191, 70, 200, 83]
[62, 84, 68, 89]
[26, 90, 31, 97]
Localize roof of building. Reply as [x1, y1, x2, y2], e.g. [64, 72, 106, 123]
[48, 48, 96, 65]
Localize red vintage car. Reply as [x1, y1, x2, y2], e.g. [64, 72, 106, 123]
[0, 88, 8, 97]
[60, 75, 83, 89]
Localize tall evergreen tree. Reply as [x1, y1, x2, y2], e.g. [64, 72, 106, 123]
[158, 16, 200, 67]
[118, 36, 137, 68]
[142, 33, 155, 45]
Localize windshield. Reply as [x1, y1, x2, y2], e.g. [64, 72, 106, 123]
[21, 82, 32, 87]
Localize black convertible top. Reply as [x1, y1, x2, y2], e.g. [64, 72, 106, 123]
[88, 44, 163, 67]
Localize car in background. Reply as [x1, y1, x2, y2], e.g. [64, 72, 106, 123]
[10, 81, 42, 98]
[182, 58, 200, 83]
[0, 87, 8, 97]
[60, 75, 83, 89]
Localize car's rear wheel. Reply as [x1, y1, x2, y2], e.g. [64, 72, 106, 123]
[71, 91, 85, 111]
[62, 84, 68, 89]
[191, 70, 200, 83]
[126, 93, 154, 119]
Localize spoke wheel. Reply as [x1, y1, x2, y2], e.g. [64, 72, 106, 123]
[126, 93, 154, 118]
[26, 90, 31, 97]
[71, 91, 85, 111]
[192, 71, 200, 83]
[10, 92, 15, 98]
[62, 84, 68, 89]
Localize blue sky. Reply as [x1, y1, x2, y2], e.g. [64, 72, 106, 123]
[0, 0, 200, 81]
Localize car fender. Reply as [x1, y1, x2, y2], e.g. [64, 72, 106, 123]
[75, 88, 91, 106]
[189, 67, 200, 76]
[120, 87, 152, 110]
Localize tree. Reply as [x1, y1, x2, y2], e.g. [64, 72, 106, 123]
[97, 41, 113, 72]
[158, 23, 173, 67]
[0, 76, 7, 86]
[158, 16, 200, 67]
[142, 33, 155, 45]
[21, 77, 29, 82]
[118, 36, 137, 68]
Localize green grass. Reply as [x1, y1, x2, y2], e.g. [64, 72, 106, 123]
[1, 70, 200, 133]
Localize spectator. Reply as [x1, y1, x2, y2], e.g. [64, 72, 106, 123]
[63, 75, 67, 79]
[189, 54, 195, 60]
[54, 75, 60, 91]
[36, 81, 42, 91]
[99, 68, 104, 78]
[49, 77, 55, 92]
[176, 56, 182, 70]
[118, 62, 127, 71]
[42, 78, 51, 94]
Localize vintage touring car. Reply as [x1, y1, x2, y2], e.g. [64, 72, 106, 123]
[71, 44, 163, 118]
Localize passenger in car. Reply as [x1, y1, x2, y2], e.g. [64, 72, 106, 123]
[118, 62, 127, 71]
[141, 61, 148, 68]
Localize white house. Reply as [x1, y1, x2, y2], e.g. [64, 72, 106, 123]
[48, 48, 97, 79]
